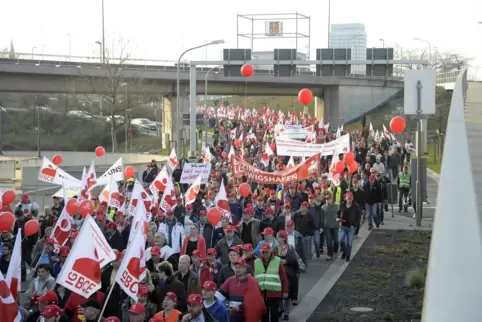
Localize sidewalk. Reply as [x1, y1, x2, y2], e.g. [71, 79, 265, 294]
[291, 177, 438, 321]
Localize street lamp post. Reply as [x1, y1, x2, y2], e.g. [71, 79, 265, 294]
[36, 106, 41, 157]
[414, 37, 432, 157]
[204, 66, 221, 144]
[101, 0, 106, 64]
[327, 0, 331, 47]
[95, 41, 103, 64]
[414, 37, 432, 65]
[0, 106, 4, 155]
[175, 39, 224, 156]
[68, 33, 72, 60]
[120, 83, 128, 152]
[31, 47, 36, 59]
[379, 38, 385, 48]
[95, 40, 104, 64]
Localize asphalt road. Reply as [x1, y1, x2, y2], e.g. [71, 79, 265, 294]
[19, 247, 334, 311]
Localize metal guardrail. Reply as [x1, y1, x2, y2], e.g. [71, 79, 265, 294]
[436, 66, 482, 85]
[0, 52, 405, 81]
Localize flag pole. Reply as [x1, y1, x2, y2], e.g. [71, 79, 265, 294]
[97, 283, 115, 321]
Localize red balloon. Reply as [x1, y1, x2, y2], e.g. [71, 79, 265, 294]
[207, 207, 222, 226]
[298, 88, 313, 105]
[52, 154, 63, 166]
[343, 152, 354, 165]
[390, 116, 406, 134]
[79, 200, 94, 218]
[240, 64, 254, 78]
[221, 151, 227, 158]
[1, 191, 16, 206]
[335, 160, 345, 173]
[0, 212, 14, 231]
[270, 143, 276, 151]
[348, 162, 358, 174]
[235, 140, 242, 148]
[66, 199, 80, 216]
[95, 146, 105, 157]
[125, 166, 135, 178]
[24, 220, 40, 237]
[239, 183, 251, 198]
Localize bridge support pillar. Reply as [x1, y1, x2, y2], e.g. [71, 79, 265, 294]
[162, 95, 190, 155]
[162, 96, 173, 146]
[318, 86, 341, 127]
[314, 96, 325, 123]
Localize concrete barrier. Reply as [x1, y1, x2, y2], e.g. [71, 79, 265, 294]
[0, 151, 168, 212]
[1, 151, 165, 167]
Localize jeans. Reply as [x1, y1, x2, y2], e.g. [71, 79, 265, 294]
[313, 230, 323, 255]
[398, 187, 410, 210]
[365, 203, 378, 227]
[339, 226, 355, 259]
[303, 236, 313, 261]
[324, 228, 339, 257]
[283, 298, 292, 314]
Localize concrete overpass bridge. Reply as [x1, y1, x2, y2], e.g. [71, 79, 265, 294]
[0, 53, 427, 147]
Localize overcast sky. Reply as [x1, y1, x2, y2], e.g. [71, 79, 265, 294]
[1, 0, 481, 68]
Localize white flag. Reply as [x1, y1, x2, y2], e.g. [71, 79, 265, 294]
[95, 157, 124, 186]
[128, 202, 149, 246]
[184, 176, 202, 205]
[5, 229, 21, 302]
[38, 157, 82, 187]
[115, 228, 146, 301]
[127, 180, 152, 219]
[85, 216, 116, 269]
[56, 216, 102, 298]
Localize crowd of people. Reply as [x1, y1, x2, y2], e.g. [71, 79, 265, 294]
[0, 107, 415, 322]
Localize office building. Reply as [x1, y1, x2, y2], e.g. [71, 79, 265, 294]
[329, 23, 367, 75]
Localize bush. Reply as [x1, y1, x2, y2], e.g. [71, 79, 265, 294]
[406, 267, 427, 289]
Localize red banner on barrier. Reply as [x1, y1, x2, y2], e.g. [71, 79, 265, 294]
[231, 154, 321, 184]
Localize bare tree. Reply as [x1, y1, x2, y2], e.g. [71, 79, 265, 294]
[432, 51, 468, 72]
[72, 41, 147, 152]
[395, 45, 467, 74]
[0, 48, 9, 58]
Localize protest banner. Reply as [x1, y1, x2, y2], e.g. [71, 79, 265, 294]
[231, 153, 321, 184]
[276, 134, 351, 157]
[275, 124, 310, 139]
[180, 163, 211, 184]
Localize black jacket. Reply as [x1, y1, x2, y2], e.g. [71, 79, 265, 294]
[337, 202, 362, 228]
[259, 217, 280, 234]
[155, 275, 187, 311]
[362, 181, 382, 204]
[101, 266, 127, 317]
[199, 221, 215, 248]
[26, 311, 70, 322]
[181, 308, 217, 322]
[105, 230, 126, 252]
[217, 263, 252, 288]
[292, 211, 314, 237]
[349, 187, 366, 209]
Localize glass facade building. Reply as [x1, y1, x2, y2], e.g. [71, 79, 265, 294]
[329, 23, 367, 75]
